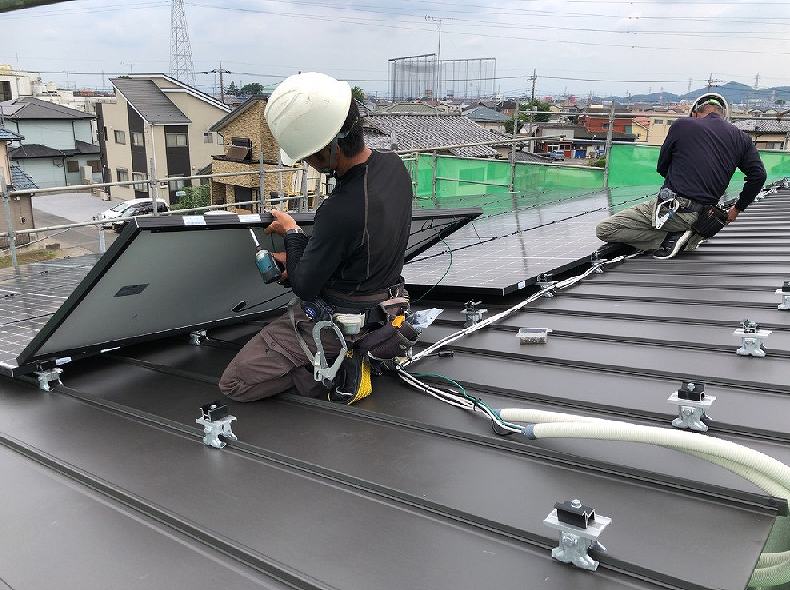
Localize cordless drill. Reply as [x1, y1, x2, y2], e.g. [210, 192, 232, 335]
[249, 229, 281, 284]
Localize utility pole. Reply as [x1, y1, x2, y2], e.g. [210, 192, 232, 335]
[754, 72, 760, 90]
[688, 78, 692, 95]
[603, 102, 615, 190]
[425, 15, 444, 101]
[530, 69, 537, 103]
[209, 63, 231, 103]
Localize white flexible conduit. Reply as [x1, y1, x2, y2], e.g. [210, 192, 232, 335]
[498, 408, 790, 586]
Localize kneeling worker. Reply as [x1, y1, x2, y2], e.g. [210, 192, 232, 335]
[219, 72, 414, 403]
[596, 93, 766, 259]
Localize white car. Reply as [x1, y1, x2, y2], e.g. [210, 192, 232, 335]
[98, 198, 169, 231]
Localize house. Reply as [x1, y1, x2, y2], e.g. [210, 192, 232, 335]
[207, 96, 296, 211]
[374, 102, 449, 115]
[2, 97, 101, 189]
[0, 127, 35, 247]
[463, 105, 510, 132]
[364, 113, 503, 157]
[532, 124, 636, 158]
[97, 74, 231, 202]
[734, 119, 790, 150]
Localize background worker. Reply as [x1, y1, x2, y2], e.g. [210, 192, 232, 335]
[596, 93, 767, 259]
[219, 72, 414, 402]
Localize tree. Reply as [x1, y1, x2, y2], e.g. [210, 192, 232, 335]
[503, 99, 552, 134]
[239, 82, 265, 96]
[226, 81, 238, 96]
[351, 86, 366, 102]
[170, 183, 210, 210]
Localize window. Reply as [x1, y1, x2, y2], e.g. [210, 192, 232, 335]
[654, 119, 664, 125]
[166, 133, 188, 147]
[114, 130, 126, 144]
[0, 81, 11, 102]
[203, 132, 213, 143]
[103, 126, 108, 141]
[231, 136, 252, 148]
[116, 168, 129, 182]
[131, 131, 144, 147]
[88, 160, 101, 173]
[168, 175, 186, 192]
[132, 172, 148, 192]
[217, 134, 224, 145]
[66, 160, 79, 173]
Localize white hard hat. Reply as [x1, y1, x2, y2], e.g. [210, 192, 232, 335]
[689, 93, 729, 119]
[264, 72, 352, 166]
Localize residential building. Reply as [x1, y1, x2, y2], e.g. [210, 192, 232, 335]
[364, 113, 502, 157]
[0, 127, 35, 246]
[97, 74, 231, 202]
[532, 124, 636, 158]
[463, 106, 509, 132]
[2, 97, 101, 188]
[643, 114, 682, 146]
[734, 119, 790, 150]
[207, 96, 296, 211]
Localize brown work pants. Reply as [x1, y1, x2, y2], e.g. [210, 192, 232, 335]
[219, 307, 344, 402]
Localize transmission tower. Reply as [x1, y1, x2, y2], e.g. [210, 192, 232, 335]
[169, 0, 195, 85]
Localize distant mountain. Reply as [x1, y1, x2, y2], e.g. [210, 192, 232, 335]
[612, 81, 790, 106]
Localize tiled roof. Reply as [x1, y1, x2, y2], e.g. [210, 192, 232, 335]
[111, 77, 191, 124]
[9, 163, 37, 191]
[363, 113, 502, 157]
[209, 96, 264, 132]
[463, 105, 509, 123]
[0, 128, 22, 141]
[734, 119, 790, 133]
[375, 103, 446, 115]
[3, 97, 94, 120]
[9, 144, 64, 158]
[74, 140, 100, 154]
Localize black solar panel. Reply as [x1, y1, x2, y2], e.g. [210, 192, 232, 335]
[404, 193, 616, 294]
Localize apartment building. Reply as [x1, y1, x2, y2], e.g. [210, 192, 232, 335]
[97, 74, 230, 202]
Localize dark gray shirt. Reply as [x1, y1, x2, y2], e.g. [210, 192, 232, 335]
[284, 150, 414, 302]
[657, 113, 766, 211]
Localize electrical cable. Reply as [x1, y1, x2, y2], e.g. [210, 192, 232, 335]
[411, 238, 452, 304]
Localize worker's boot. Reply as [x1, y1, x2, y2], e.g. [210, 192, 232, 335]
[652, 230, 693, 260]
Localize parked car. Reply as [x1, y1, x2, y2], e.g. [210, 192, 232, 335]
[98, 198, 169, 231]
[548, 150, 565, 161]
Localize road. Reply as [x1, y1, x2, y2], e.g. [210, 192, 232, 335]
[30, 192, 120, 255]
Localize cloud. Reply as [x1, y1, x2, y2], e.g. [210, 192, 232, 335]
[2, 0, 787, 98]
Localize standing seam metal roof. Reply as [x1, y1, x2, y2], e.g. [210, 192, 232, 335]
[111, 78, 191, 125]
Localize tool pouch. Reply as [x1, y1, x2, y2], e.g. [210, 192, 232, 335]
[328, 350, 373, 405]
[691, 205, 728, 238]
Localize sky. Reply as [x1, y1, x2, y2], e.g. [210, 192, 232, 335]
[4, 0, 790, 99]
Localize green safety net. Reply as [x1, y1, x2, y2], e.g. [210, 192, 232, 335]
[405, 145, 790, 215]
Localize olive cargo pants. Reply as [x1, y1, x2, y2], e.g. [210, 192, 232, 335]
[595, 199, 702, 252]
[219, 307, 343, 402]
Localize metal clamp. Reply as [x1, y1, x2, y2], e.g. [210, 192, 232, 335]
[734, 319, 772, 358]
[312, 320, 348, 385]
[189, 330, 207, 345]
[537, 273, 557, 297]
[196, 401, 238, 449]
[668, 380, 715, 432]
[34, 367, 63, 392]
[590, 251, 605, 273]
[544, 499, 610, 572]
[776, 281, 790, 311]
[462, 301, 488, 327]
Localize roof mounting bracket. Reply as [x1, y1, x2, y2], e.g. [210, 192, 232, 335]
[34, 367, 63, 392]
[537, 274, 557, 297]
[668, 380, 715, 432]
[734, 319, 772, 358]
[462, 301, 487, 327]
[189, 330, 207, 345]
[544, 499, 610, 572]
[517, 327, 552, 344]
[196, 401, 238, 449]
[776, 281, 790, 311]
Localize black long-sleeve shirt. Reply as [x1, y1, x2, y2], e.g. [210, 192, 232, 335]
[656, 113, 767, 211]
[283, 150, 414, 302]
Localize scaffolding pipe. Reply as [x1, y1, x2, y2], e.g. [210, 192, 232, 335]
[603, 103, 615, 189]
[1, 169, 18, 269]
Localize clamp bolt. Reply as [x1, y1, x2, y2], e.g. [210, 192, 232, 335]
[544, 498, 610, 572]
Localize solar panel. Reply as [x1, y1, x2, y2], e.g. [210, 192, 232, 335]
[11, 209, 479, 373]
[404, 193, 615, 295]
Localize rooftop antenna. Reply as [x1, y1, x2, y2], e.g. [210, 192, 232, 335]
[170, 0, 196, 85]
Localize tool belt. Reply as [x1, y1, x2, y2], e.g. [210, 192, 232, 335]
[691, 204, 728, 238]
[290, 282, 419, 405]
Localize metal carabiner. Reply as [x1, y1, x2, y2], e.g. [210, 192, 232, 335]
[654, 190, 679, 230]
